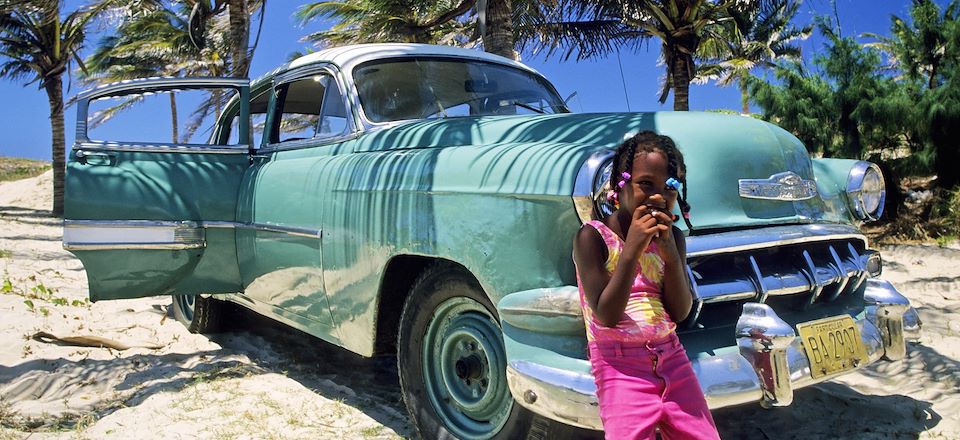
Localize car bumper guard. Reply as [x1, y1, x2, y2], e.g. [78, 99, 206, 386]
[500, 279, 922, 431]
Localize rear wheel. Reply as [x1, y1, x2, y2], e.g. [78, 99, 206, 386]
[398, 264, 600, 439]
[172, 294, 224, 333]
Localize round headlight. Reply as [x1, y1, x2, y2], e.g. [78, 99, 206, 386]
[594, 160, 615, 218]
[847, 162, 885, 222]
[572, 150, 615, 223]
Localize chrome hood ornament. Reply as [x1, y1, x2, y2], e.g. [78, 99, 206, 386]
[739, 171, 818, 201]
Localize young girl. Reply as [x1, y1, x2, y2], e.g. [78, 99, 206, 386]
[573, 131, 719, 439]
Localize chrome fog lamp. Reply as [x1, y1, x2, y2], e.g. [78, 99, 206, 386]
[572, 150, 616, 222]
[846, 162, 885, 222]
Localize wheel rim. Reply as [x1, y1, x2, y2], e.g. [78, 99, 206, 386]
[175, 295, 196, 322]
[422, 297, 512, 439]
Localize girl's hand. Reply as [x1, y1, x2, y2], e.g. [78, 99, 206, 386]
[624, 204, 669, 258]
[645, 194, 682, 266]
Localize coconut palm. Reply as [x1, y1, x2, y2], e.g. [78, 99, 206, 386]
[83, 5, 208, 142]
[184, 0, 260, 77]
[85, 0, 262, 142]
[522, 0, 742, 111]
[696, 0, 811, 113]
[297, 0, 526, 60]
[0, 0, 112, 216]
[295, 0, 477, 46]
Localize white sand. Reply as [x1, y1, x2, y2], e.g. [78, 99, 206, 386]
[1, 171, 957, 439]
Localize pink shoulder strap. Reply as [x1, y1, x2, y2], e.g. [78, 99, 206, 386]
[584, 220, 620, 253]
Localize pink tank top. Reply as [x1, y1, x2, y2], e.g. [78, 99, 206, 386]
[576, 220, 677, 343]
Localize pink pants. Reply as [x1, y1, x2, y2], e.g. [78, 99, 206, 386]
[589, 333, 719, 440]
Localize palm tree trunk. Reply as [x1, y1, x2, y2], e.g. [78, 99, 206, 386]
[170, 92, 179, 143]
[484, 0, 515, 60]
[227, 0, 250, 78]
[672, 55, 691, 111]
[44, 75, 65, 217]
[739, 79, 750, 114]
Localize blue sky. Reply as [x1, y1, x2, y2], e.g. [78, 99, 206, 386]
[0, 1, 927, 161]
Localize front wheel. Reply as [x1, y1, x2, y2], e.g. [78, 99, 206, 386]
[398, 265, 526, 439]
[397, 264, 599, 440]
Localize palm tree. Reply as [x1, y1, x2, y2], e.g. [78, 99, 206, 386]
[480, 0, 514, 58]
[295, 0, 477, 46]
[86, 0, 262, 142]
[83, 6, 205, 142]
[297, 0, 524, 60]
[522, 0, 741, 111]
[187, 0, 261, 77]
[0, 0, 108, 216]
[696, 0, 811, 113]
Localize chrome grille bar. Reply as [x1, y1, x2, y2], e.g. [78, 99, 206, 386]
[687, 236, 871, 312]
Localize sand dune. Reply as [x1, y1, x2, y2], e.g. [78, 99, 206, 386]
[1, 171, 957, 439]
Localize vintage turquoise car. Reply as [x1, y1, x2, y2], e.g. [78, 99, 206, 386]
[64, 43, 922, 439]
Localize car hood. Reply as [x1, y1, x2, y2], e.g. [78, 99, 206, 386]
[354, 112, 831, 231]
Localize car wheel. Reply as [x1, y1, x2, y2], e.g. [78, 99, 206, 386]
[398, 264, 600, 440]
[172, 294, 223, 333]
[398, 264, 523, 439]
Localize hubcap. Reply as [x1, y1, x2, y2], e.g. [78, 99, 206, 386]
[422, 297, 512, 439]
[175, 295, 196, 321]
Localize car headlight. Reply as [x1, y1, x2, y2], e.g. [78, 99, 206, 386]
[846, 161, 885, 222]
[572, 150, 615, 223]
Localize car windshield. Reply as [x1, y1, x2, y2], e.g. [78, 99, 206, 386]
[354, 57, 569, 123]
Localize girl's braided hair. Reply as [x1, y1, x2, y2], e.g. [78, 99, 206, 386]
[610, 130, 694, 231]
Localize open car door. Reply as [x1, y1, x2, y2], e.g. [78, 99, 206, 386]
[64, 78, 251, 301]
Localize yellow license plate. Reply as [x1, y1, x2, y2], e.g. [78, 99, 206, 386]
[797, 315, 867, 379]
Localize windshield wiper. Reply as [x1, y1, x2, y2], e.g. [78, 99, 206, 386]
[509, 101, 546, 114]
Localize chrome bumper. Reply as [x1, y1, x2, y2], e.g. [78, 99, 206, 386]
[503, 279, 921, 431]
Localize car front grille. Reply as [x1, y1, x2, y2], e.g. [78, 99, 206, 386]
[679, 224, 877, 341]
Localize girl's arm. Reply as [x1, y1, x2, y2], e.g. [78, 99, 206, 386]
[655, 224, 694, 323]
[574, 206, 663, 327]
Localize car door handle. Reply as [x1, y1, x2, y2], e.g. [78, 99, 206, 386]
[250, 154, 270, 164]
[75, 150, 116, 166]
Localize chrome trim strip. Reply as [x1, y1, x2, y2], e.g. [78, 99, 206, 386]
[234, 222, 322, 239]
[738, 171, 818, 201]
[75, 142, 249, 155]
[201, 221, 237, 229]
[258, 131, 361, 153]
[63, 220, 205, 250]
[686, 224, 866, 258]
[507, 297, 916, 430]
[62, 220, 321, 251]
[77, 77, 249, 101]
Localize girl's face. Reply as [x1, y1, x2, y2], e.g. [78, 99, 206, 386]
[620, 150, 678, 213]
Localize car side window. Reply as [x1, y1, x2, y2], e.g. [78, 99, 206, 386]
[317, 76, 348, 137]
[274, 78, 322, 142]
[272, 72, 348, 144]
[226, 91, 269, 147]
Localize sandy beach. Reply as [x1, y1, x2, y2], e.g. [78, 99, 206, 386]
[1, 171, 958, 439]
